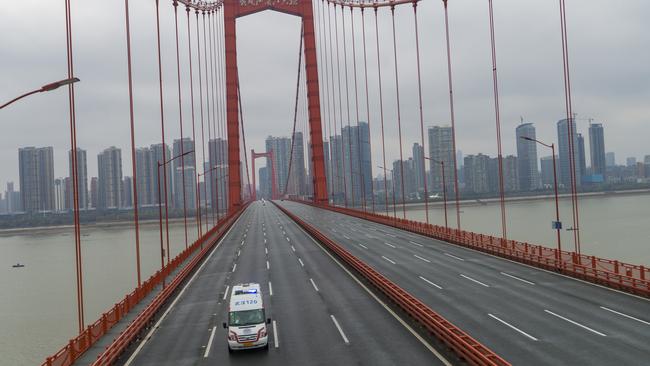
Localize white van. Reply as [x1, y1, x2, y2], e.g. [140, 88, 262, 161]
[223, 283, 270, 352]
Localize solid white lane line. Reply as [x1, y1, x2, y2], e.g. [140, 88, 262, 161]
[273, 320, 279, 348]
[500, 272, 535, 285]
[460, 274, 489, 287]
[124, 211, 243, 366]
[223, 285, 230, 300]
[203, 326, 217, 357]
[409, 241, 423, 247]
[544, 310, 607, 336]
[269, 281, 273, 296]
[298, 258, 304, 267]
[330, 315, 350, 344]
[310, 278, 319, 292]
[359, 244, 368, 249]
[419, 276, 443, 289]
[445, 253, 465, 261]
[343, 235, 351, 239]
[382, 256, 396, 264]
[266, 261, 270, 270]
[232, 263, 237, 272]
[488, 314, 538, 341]
[600, 306, 650, 326]
[384, 242, 396, 248]
[414, 254, 431, 263]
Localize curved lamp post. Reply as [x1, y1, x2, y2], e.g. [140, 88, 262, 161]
[0, 78, 80, 110]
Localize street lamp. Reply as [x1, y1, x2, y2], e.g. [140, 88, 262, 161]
[0, 77, 80, 110]
[521, 136, 562, 263]
[378, 165, 398, 219]
[424, 157, 448, 232]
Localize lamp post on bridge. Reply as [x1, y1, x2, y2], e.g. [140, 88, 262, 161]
[0, 78, 80, 109]
[521, 136, 562, 263]
[424, 157, 448, 232]
[378, 165, 397, 219]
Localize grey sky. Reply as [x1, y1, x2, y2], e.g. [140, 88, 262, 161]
[1, 0, 649, 188]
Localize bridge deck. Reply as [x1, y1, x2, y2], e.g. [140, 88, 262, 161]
[123, 201, 444, 365]
[278, 200, 650, 366]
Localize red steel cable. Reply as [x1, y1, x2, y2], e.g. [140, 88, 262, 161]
[360, 8, 376, 213]
[123, 0, 143, 286]
[412, 2, 429, 225]
[283, 25, 305, 197]
[374, 7, 391, 218]
[322, 0, 338, 201]
[64, 0, 84, 332]
[316, 0, 333, 200]
[202, 11, 216, 225]
[210, 11, 222, 212]
[208, 11, 220, 220]
[236, 74, 253, 200]
[442, 0, 462, 232]
[350, 7, 368, 212]
[326, 3, 343, 205]
[341, 5, 356, 207]
[390, 5, 407, 219]
[332, 4, 349, 207]
[195, 9, 209, 233]
[155, 0, 172, 264]
[487, 0, 508, 243]
[173, 1, 189, 249]
[215, 10, 229, 213]
[186, 6, 201, 238]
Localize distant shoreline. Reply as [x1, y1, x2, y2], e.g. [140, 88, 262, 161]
[0, 217, 195, 236]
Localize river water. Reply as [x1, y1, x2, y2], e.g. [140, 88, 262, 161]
[1, 193, 649, 364]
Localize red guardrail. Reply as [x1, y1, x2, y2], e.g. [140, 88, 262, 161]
[43, 204, 248, 366]
[295, 200, 650, 298]
[274, 201, 510, 366]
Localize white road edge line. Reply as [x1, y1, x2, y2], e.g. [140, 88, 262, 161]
[600, 306, 650, 326]
[310, 278, 319, 292]
[544, 309, 607, 336]
[444, 253, 465, 261]
[488, 314, 538, 341]
[330, 315, 350, 344]
[460, 274, 489, 287]
[203, 326, 217, 358]
[419, 276, 442, 289]
[500, 272, 535, 285]
[381, 256, 396, 264]
[414, 254, 431, 263]
[294, 209, 453, 365]
[123, 211, 243, 366]
[269, 281, 273, 296]
[223, 285, 230, 300]
[273, 320, 279, 348]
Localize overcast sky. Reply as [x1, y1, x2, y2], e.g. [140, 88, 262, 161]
[1, 0, 649, 189]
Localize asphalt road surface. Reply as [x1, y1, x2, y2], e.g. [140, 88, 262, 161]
[277, 200, 650, 366]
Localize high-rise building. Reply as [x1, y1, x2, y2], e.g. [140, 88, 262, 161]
[605, 152, 616, 167]
[259, 167, 270, 199]
[412, 143, 426, 194]
[577, 133, 586, 178]
[265, 136, 292, 197]
[557, 119, 582, 188]
[392, 159, 415, 201]
[428, 126, 455, 194]
[54, 178, 66, 212]
[90, 177, 98, 209]
[97, 146, 123, 209]
[123, 176, 133, 208]
[589, 123, 606, 177]
[464, 154, 490, 194]
[626, 157, 637, 167]
[287, 132, 306, 196]
[515, 123, 540, 191]
[68, 148, 88, 210]
[150, 143, 173, 206]
[329, 134, 345, 202]
[540, 156, 557, 188]
[342, 123, 372, 206]
[19, 146, 55, 212]
[208, 138, 228, 212]
[172, 138, 196, 209]
[5, 182, 21, 213]
[503, 155, 519, 192]
[135, 147, 154, 206]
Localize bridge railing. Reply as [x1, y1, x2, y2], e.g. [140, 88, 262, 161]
[293, 200, 650, 297]
[43, 204, 249, 366]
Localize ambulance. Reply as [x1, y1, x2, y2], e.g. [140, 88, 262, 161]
[223, 283, 270, 352]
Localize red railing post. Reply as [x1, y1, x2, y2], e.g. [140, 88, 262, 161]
[614, 260, 619, 274]
[641, 266, 646, 280]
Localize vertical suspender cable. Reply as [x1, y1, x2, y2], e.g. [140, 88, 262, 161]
[64, 0, 84, 332]
[283, 25, 305, 196]
[442, 0, 462, 232]
[211, 10, 222, 212]
[341, 5, 355, 207]
[317, 0, 334, 200]
[208, 11, 220, 220]
[186, 6, 201, 238]
[390, 5, 407, 219]
[202, 11, 216, 225]
[333, 4, 349, 207]
[374, 7, 392, 218]
[350, 6, 367, 212]
[173, 1, 189, 249]
[196, 9, 209, 233]
[236, 73, 253, 199]
[123, 0, 142, 286]
[327, 3, 342, 204]
[412, 1, 429, 225]
[487, 0, 508, 243]
[155, 0, 171, 264]
[559, 0, 580, 254]
[360, 8, 376, 213]
[216, 10, 229, 211]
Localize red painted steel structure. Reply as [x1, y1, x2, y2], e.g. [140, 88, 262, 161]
[251, 149, 278, 200]
[223, 0, 328, 210]
[274, 201, 510, 366]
